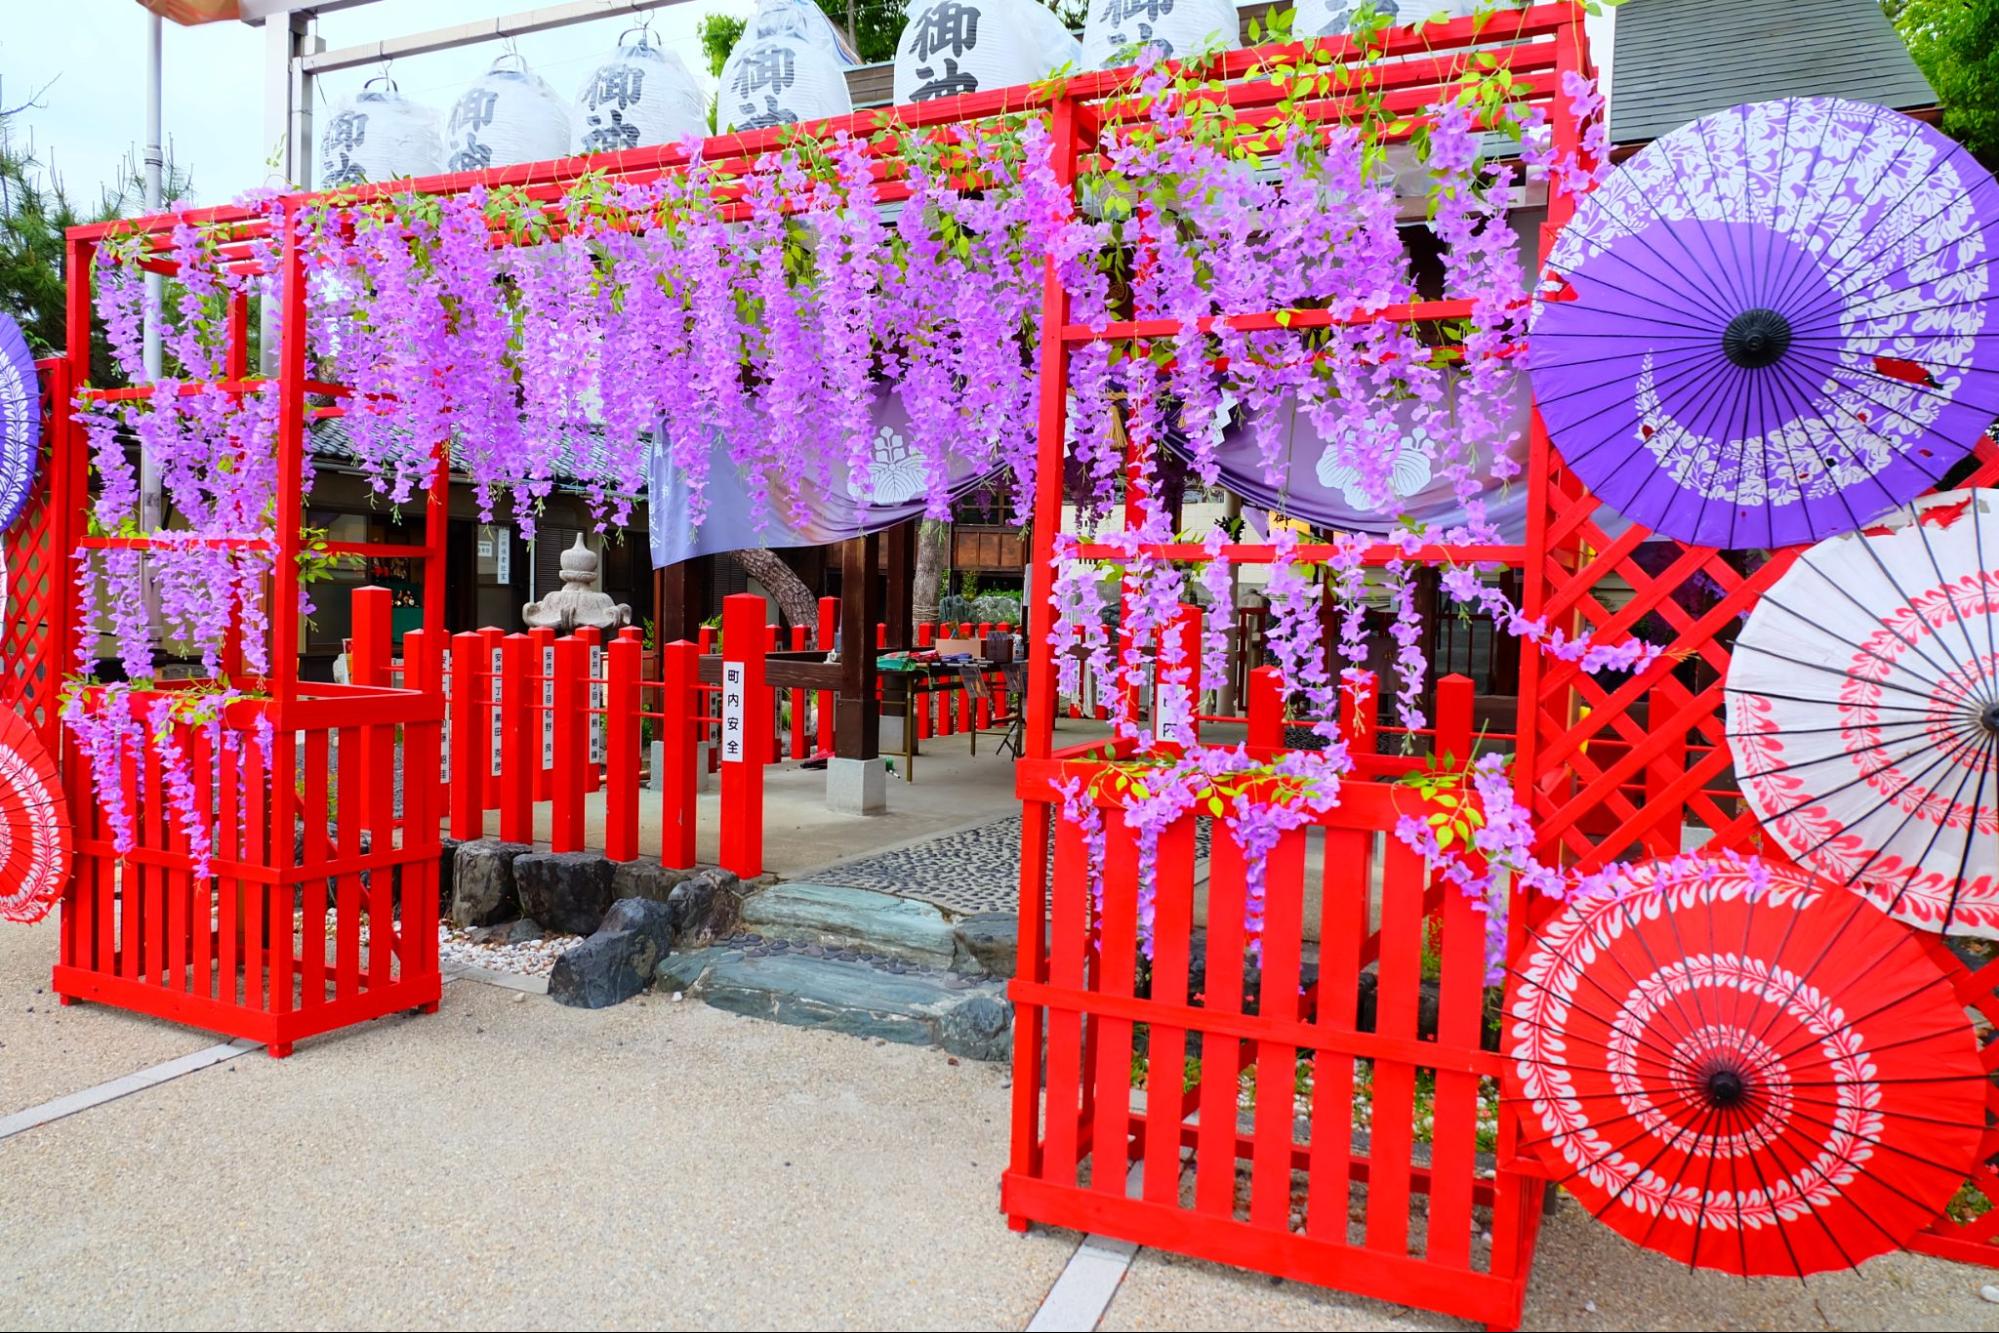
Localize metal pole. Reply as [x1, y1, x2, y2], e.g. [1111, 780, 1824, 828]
[141, 12, 163, 512]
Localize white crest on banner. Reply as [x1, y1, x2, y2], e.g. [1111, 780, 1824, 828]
[1316, 429, 1435, 510]
[847, 425, 928, 506]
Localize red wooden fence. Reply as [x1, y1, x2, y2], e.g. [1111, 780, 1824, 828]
[54, 680, 443, 1056]
[1006, 676, 1544, 1328]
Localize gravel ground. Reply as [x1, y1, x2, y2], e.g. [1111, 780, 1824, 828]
[5, 961, 1997, 1330]
[0, 916, 219, 1118]
[1100, 1200, 1999, 1331]
[0, 980, 1075, 1330]
[436, 923, 578, 977]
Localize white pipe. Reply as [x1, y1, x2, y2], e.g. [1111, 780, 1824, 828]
[141, 14, 164, 539]
[300, 0, 687, 76]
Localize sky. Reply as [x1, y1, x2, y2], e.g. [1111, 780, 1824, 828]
[2, 0, 1611, 210]
[3, 0, 755, 208]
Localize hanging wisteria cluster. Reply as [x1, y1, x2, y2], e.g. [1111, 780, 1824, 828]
[65, 201, 289, 872]
[1039, 36, 1652, 972]
[304, 120, 1057, 536]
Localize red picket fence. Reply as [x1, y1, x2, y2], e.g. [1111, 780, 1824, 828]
[54, 681, 444, 1056]
[1006, 677, 1544, 1328]
[355, 588, 1027, 882]
[360, 590, 825, 880]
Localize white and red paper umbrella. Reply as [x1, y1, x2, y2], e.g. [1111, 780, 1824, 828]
[1507, 856, 1987, 1277]
[0, 707, 69, 923]
[1728, 488, 1999, 936]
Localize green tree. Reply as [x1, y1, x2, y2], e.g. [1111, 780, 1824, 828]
[698, 13, 749, 77]
[1889, 0, 1999, 163]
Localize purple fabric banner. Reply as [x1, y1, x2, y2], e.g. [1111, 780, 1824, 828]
[649, 394, 1002, 566]
[1172, 374, 1535, 541]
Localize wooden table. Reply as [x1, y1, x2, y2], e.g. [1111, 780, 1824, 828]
[877, 660, 995, 782]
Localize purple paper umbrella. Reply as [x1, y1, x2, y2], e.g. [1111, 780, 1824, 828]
[1528, 98, 1999, 550]
[0, 312, 40, 533]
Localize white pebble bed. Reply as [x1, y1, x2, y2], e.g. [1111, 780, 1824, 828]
[437, 924, 579, 977]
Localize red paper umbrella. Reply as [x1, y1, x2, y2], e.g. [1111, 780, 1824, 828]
[1505, 855, 1988, 1277]
[0, 708, 70, 923]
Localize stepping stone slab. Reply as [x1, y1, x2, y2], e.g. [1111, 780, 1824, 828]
[952, 913, 1018, 977]
[658, 947, 1011, 1059]
[739, 882, 958, 966]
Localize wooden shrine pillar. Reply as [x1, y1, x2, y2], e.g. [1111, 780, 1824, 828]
[654, 557, 707, 646]
[884, 518, 914, 650]
[836, 532, 882, 761]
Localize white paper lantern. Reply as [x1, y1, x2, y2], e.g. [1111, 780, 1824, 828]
[319, 79, 443, 188]
[1294, 0, 1479, 37]
[742, 0, 861, 64]
[718, 26, 854, 131]
[445, 56, 573, 174]
[1081, 0, 1240, 69]
[572, 35, 707, 155]
[893, 0, 1082, 105]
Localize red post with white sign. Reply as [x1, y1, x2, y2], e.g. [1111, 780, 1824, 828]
[500, 634, 533, 844]
[605, 635, 640, 862]
[661, 639, 699, 869]
[551, 637, 587, 853]
[719, 593, 766, 878]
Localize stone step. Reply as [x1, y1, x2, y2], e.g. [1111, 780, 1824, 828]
[738, 882, 963, 967]
[656, 941, 1012, 1061]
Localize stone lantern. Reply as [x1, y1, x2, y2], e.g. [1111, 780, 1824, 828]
[523, 534, 632, 632]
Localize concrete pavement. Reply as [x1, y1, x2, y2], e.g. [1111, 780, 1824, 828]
[2, 929, 1996, 1330]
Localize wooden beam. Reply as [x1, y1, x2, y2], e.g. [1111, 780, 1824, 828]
[836, 532, 881, 761]
[655, 557, 703, 644]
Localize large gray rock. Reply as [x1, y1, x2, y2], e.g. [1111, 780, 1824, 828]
[953, 914, 1017, 977]
[549, 928, 664, 1009]
[611, 858, 690, 905]
[669, 868, 743, 945]
[548, 899, 673, 1009]
[515, 851, 616, 936]
[437, 838, 462, 917]
[939, 993, 1012, 1062]
[599, 897, 673, 958]
[450, 840, 532, 927]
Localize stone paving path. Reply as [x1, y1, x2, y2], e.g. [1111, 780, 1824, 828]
[806, 813, 1214, 916]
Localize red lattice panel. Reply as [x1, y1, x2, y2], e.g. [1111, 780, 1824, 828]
[2, 362, 60, 745]
[1524, 433, 1999, 1264]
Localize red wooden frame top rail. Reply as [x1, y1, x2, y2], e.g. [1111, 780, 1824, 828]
[68, 4, 1581, 258]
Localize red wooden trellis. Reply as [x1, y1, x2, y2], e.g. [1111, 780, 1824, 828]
[1004, 9, 1590, 1330]
[1000, 2, 1999, 1323]
[1, 358, 67, 747]
[1514, 433, 1999, 1264]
